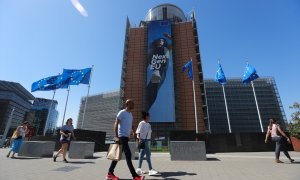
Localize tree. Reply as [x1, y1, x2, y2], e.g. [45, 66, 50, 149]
[289, 102, 300, 138]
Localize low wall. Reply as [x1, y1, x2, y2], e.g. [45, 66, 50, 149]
[170, 131, 294, 153]
[69, 141, 95, 159]
[18, 141, 55, 157]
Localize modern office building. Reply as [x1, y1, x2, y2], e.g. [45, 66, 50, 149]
[77, 91, 119, 138]
[32, 98, 58, 135]
[120, 4, 207, 138]
[205, 77, 287, 134]
[0, 80, 34, 134]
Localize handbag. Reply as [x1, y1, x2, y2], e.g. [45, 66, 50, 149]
[11, 130, 19, 139]
[138, 141, 145, 149]
[137, 129, 149, 150]
[106, 143, 123, 161]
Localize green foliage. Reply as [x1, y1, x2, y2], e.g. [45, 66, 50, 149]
[289, 102, 300, 138]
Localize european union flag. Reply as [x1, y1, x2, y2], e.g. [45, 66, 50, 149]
[215, 63, 227, 85]
[57, 68, 91, 86]
[31, 75, 63, 92]
[182, 60, 193, 80]
[242, 63, 259, 84]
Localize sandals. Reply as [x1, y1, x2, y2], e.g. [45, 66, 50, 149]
[53, 155, 57, 162]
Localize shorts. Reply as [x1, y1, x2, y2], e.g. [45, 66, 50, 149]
[60, 139, 70, 144]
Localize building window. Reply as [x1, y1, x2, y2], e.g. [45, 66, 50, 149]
[163, 7, 167, 20]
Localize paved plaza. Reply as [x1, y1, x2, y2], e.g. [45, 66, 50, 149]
[0, 148, 300, 180]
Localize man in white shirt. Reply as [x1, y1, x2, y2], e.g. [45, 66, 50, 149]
[106, 99, 145, 180]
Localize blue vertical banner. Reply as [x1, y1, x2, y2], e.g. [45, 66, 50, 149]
[146, 20, 175, 122]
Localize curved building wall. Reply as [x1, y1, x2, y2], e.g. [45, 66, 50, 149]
[145, 4, 187, 22]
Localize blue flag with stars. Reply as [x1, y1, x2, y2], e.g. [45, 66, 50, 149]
[31, 75, 67, 92]
[215, 63, 227, 85]
[242, 63, 259, 84]
[57, 68, 91, 86]
[182, 60, 193, 80]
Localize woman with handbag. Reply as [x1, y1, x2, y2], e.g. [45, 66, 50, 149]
[6, 121, 28, 158]
[136, 111, 158, 176]
[265, 118, 295, 163]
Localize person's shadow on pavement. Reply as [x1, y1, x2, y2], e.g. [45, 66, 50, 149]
[121, 171, 197, 180]
[156, 171, 197, 180]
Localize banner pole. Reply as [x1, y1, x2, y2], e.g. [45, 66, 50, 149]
[191, 58, 198, 134]
[61, 86, 70, 127]
[81, 65, 94, 129]
[222, 84, 232, 133]
[251, 81, 264, 132]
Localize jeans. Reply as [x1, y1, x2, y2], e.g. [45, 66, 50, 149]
[271, 136, 291, 159]
[138, 139, 152, 170]
[108, 137, 138, 178]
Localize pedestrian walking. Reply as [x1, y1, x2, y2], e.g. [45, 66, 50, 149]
[53, 118, 76, 163]
[6, 121, 28, 158]
[106, 99, 145, 180]
[136, 111, 158, 176]
[265, 118, 295, 163]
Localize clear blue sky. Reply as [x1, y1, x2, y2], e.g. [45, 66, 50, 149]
[1, 0, 299, 127]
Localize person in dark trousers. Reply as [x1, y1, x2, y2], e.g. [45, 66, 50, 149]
[106, 99, 145, 180]
[265, 118, 295, 163]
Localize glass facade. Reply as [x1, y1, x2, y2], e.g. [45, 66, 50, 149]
[77, 91, 120, 139]
[0, 81, 34, 134]
[32, 98, 58, 135]
[205, 78, 287, 134]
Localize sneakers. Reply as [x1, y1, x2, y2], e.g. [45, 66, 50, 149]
[106, 173, 119, 180]
[149, 169, 158, 176]
[289, 158, 295, 163]
[136, 168, 143, 175]
[133, 175, 145, 180]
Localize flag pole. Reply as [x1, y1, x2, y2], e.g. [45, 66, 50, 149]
[222, 84, 232, 133]
[251, 81, 264, 132]
[43, 90, 56, 136]
[61, 86, 71, 127]
[191, 58, 199, 134]
[81, 65, 94, 129]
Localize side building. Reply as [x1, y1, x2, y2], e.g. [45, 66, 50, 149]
[77, 77, 287, 139]
[77, 91, 119, 139]
[0, 80, 34, 134]
[31, 98, 58, 135]
[205, 77, 287, 134]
